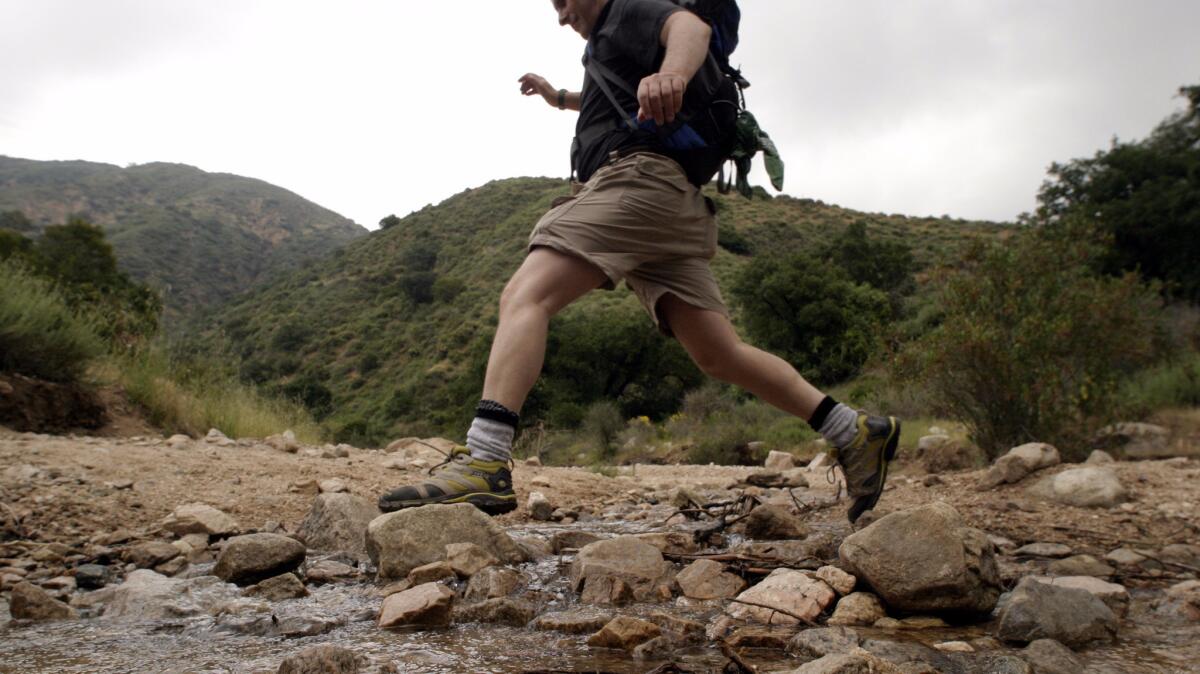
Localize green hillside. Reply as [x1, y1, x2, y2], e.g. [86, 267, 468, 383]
[199, 177, 1011, 445]
[0, 156, 368, 322]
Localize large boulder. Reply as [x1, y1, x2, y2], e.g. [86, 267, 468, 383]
[1092, 422, 1170, 459]
[160, 503, 239, 537]
[996, 577, 1118, 647]
[726, 568, 836, 625]
[296, 493, 380, 562]
[1029, 467, 1127, 507]
[365, 504, 525, 580]
[838, 502, 1001, 615]
[213, 533, 306, 586]
[571, 536, 674, 604]
[978, 443, 1060, 489]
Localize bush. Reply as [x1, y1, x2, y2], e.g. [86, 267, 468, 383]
[1120, 352, 1200, 416]
[894, 227, 1163, 459]
[0, 261, 104, 382]
[581, 400, 624, 460]
[731, 254, 889, 385]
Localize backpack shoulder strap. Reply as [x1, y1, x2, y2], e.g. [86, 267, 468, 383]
[583, 49, 639, 132]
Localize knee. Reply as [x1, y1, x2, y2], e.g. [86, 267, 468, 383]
[499, 278, 548, 321]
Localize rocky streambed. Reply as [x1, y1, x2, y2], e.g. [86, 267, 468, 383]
[1, 429, 1199, 673]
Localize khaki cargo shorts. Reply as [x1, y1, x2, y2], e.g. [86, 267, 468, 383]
[528, 151, 728, 337]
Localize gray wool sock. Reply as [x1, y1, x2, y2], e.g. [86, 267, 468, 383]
[818, 403, 860, 450]
[466, 417, 514, 463]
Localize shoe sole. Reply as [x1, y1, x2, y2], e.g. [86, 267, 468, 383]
[378, 492, 518, 516]
[849, 418, 901, 523]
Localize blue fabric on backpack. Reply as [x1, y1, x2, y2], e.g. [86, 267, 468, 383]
[635, 118, 708, 150]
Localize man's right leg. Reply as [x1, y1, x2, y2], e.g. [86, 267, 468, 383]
[378, 247, 607, 514]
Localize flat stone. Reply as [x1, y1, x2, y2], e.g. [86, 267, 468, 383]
[1046, 555, 1114, 578]
[533, 608, 615, 634]
[407, 561, 456, 586]
[304, 559, 358, 583]
[378, 582, 455, 628]
[1027, 576, 1130, 616]
[1105, 547, 1147, 566]
[125, 541, 181, 568]
[452, 597, 536, 626]
[726, 568, 836, 625]
[213, 533, 306, 586]
[787, 626, 861, 659]
[586, 615, 662, 650]
[1029, 467, 1127, 508]
[1013, 542, 1072, 558]
[160, 503, 239, 537]
[551, 530, 603, 553]
[277, 645, 363, 674]
[1020, 638, 1081, 674]
[242, 573, 308, 600]
[727, 625, 795, 650]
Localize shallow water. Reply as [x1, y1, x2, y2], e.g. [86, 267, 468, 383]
[2, 516, 1197, 673]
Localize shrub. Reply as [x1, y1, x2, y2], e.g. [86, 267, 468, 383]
[894, 227, 1162, 459]
[581, 400, 624, 460]
[1120, 352, 1200, 416]
[0, 260, 104, 382]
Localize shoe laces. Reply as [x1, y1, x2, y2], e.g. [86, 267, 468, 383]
[825, 463, 844, 502]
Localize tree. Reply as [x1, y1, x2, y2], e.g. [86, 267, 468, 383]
[0, 210, 35, 233]
[1030, 84, 1200, 301]
[820, 220, 915, 309]
[379, 214, 401, 230]
[731, 254, 889, 385]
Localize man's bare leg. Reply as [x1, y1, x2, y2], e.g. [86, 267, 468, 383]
[658, 293, 824, 419]
[482, 247, 609, 412]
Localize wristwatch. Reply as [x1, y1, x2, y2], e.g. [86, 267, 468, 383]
[557, 89, 567, 110]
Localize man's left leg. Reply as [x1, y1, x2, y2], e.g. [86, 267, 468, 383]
[658, 293, 900, 522]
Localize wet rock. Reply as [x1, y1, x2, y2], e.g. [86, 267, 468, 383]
[787, 626, 861, 659]
[766, 450, 796, 470]
[898, 615, 949, 629]
[675, 558, 746, 600]
[452, 597, 536, 626]
[160, 502, 239, 537]
[365, 503, 525, 580]
[1029, 467, 1127, 508]
[1092, 422, 1169, 459]
[586, 615, 662, 650]
[1046, 555, 1114, 577]
[648, 611, 705, 641]
[996, 577, 1118, 647]
[1020, 638, 1081, 674]
[125, 541, 181, 568]
[10, 581, 77, 620]
[464, 566, 526, 601]
[735, 534, 838, 565]
[443, 542, 497, 577]
[917, 435, 982, 473]
[743, 504, 809, 540]
[277, 644, 364, 674]
[570, 536, 674, 605]
[978, 443, 1060, 489]
[74, 563, 109, 590]
[304, 559, 358, 584]
[727, 568, 836, 625]
[784, 648, 905, 674]
[533, 608, 614, 634]
[407, 561, 456, 586]
[512, 535, 553, 560]
[934, 641, 973, 653]
[839, 502, 1001, 615]
[815, 566, 856, 595]
[1013, 542, 1072, 558]
[296, 493, 380, 562]
[827, 592, 887, 626]
[243, 573, 309, 600]
[727, 625, 795, 649]
[102, 569, 240, 620]
[631, 635, 676, 660]
[213, 533, 306, 586]
[378, 582, 455, 628]
[858, 638, 952, 672]
[550, 530, 603, 553]
[1152, 580, 1200, 623]
[1085, 450, 1115, 465]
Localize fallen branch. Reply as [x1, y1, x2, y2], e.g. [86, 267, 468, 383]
[726, 597, 819, 628]
[718, 639, 757, 674]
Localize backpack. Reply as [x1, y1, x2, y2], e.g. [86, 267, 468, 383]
[583, 0, 783, 197]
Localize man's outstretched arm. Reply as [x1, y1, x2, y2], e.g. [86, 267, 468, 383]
[519, 73, 581, 111]
[638, 10, 711, 125]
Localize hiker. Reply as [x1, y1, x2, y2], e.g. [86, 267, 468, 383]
[379, 0, 900, 523]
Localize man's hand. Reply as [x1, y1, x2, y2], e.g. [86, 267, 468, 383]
[519, 73, 557, 107]
[636, 71, 686, 125]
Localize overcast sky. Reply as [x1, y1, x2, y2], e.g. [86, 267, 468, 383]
[2, 1, 1197, 228]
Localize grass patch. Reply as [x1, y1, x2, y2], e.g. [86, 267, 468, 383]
[98, 345, 323, 443]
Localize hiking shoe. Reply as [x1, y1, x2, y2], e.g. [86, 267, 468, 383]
[830, 413, 901, 523]
[378, 447, 517, 516]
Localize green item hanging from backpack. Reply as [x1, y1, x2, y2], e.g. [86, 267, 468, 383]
[720, 109, 785, 198]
